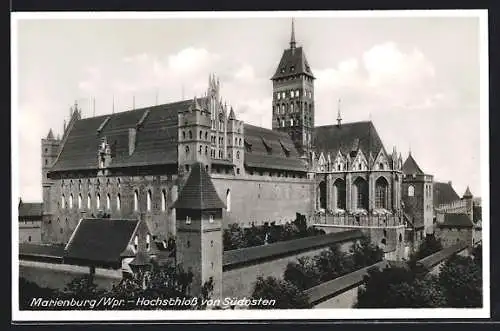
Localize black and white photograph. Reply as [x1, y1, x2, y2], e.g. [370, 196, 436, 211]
[12, 10, 489, 321]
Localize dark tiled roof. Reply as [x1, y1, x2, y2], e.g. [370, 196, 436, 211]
[271, 47, 314, 80]
[18, 202, 43, 218]
[50, 99, 198, 172]
[172, 162, 226, 210]
[433, 182, 460, 207]
[243, 124, 307, 172]
[64, 218, 139, 266]
[439, 213, 473, 228]
[402, 153, 425, 175]
[417, 242, 468, 270]
[305, 261, 388, 304]
[129, 251, 151, 266]
[313, 121, 385, 158]
[19, 243, 65, 260]
[223, 229, 363, 269]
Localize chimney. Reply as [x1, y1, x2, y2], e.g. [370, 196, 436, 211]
[129, 128, 137, 156]
[448, 181, 452, 186]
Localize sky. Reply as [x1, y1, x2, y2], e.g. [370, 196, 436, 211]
[14, 13, 484, 202]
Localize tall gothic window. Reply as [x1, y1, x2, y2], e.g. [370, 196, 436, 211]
[134, 190, 139, 211]
[96, 193, 101, 209]
[408, 185, 415, 197]
[78, 194, 82, 209]
[226, 189, 231, 212]
[375, 177, 389, 209]
[106, 194, 111, 210]
[87, 193, 91, 209]
[147, 190, 152, 211]
[353, 177, 368, 210]
[161, 189, 167, 212]
[69, 194, 73, 209]
[61, 195, 65, 209]
[116, 194, 121, 211]
[334, 179, 346, 210]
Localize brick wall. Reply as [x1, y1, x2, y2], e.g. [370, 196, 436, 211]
[221, 240, 353, 299]
[19, 260, 121, 291]
[212, 174, 314, 227]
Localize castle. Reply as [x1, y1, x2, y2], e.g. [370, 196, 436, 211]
[40, 21, 431, 255]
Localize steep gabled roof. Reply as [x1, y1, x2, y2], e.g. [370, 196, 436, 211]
[439, 213, 474, 228]
[433, 182, 460, 207]
[313, 121, 385, 158]
[463, 186, 473, 199]
[50, 99, 201, 172]
[172, 162, 226, 210]
[243, 124, 308, 172]
[64, 218, 140, 266]
[18, 202, 43, 218]
[402, 153, 425, 175]
[271, 47, 314, 80]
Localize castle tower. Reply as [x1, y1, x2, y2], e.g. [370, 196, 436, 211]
[227, 106, 245, 175]
[271, 19, 315, 156]
[462, 186, 474, 221]
[178, 97, 212, 174]
[172, 162, 225, 301]
[41, 128, 61, 219]
[401, 152, 434, 239]
[206, 74, 227, 161]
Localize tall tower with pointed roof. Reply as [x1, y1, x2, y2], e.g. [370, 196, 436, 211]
[401, 152, 434, 240]
[271, 19, 315, 156]
[41, 128, 61, 238]
[172, 162, 225, 301]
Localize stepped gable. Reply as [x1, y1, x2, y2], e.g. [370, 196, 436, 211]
[172, 162, 226, 210]
[50, 99, 203, 172]
[402, 153, 425, 175]
[433, 182, 460, 207]
[243, 124, 308, 171]
[313, 121, 385, 158]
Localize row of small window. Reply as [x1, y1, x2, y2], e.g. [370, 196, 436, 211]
[275, 117, 312, 128]
[61, 178, 121, 191]
[274, 102, 313, 115]
[184, 215, 215, 224]
[211, 119, 225, 131]
[276, 89, 313, 100]
[182, 130, 208, 141]
[60, 190, 168, 212]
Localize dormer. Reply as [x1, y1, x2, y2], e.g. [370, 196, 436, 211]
[98, 137, 112, 171]
[261, 137, 272, 155]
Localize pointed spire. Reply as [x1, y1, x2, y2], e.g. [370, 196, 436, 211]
[290, 18, 296, 49]
[228, 106, 236, 120]
[336, 98, 342, 127]
[47, 128, 54, 139]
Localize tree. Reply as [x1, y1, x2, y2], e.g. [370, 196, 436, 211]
[313, 244, 353, 282]
[62, 274, 106, 300]
[409, 234, 443, 267]
[250, 276, 311, 309]
[283, 256, 320, 290]
[439, 254, 482, 307]
[350, 236, 384, 269]
[356, 266, 445, 308]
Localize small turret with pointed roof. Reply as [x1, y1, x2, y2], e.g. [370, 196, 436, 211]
[290, 18, 297, 50]
[47, 128, 55, 140]
[463, 186, 473, 199]
[402, 151, 424, 175]
[228, 106, 236, 120]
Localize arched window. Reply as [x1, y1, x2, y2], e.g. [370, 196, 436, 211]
[353, 177, 368, 210]
[134, 190, 139, 211]
[182, 131, 186, 139]
[379, 162, 384, 170]
[205, 132, 208, 140]
[117, 178, 121, 189]
[333, 179, 346, 210]
[147, 190, 152, 211]
[96, 193, 101, 209]
[133, 235, 138, 252]
[408, 185, 415, 197]
[106, 194, 111, 210]
[290, 118, 294, 126]
[375, 177, 389, 209]
[199, 130, 203, 139]
[116, 194, 121, 211]
[78, 194, 82, 209]
[205, 146, 208, 155]
[146, 234, 151, 251]
[226, 189, 231, 212]
[236, 151, 240, 160]
[199, 145, 202, 154]
[161, 189, 167, 212]
[61, 195, 65, 209]
[185, 146, 190, 154]
[69, 194, 73, 209]
[189, 130, 192, 139]
[87, 193, 91, 209]
[291, 103, 294, 112]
